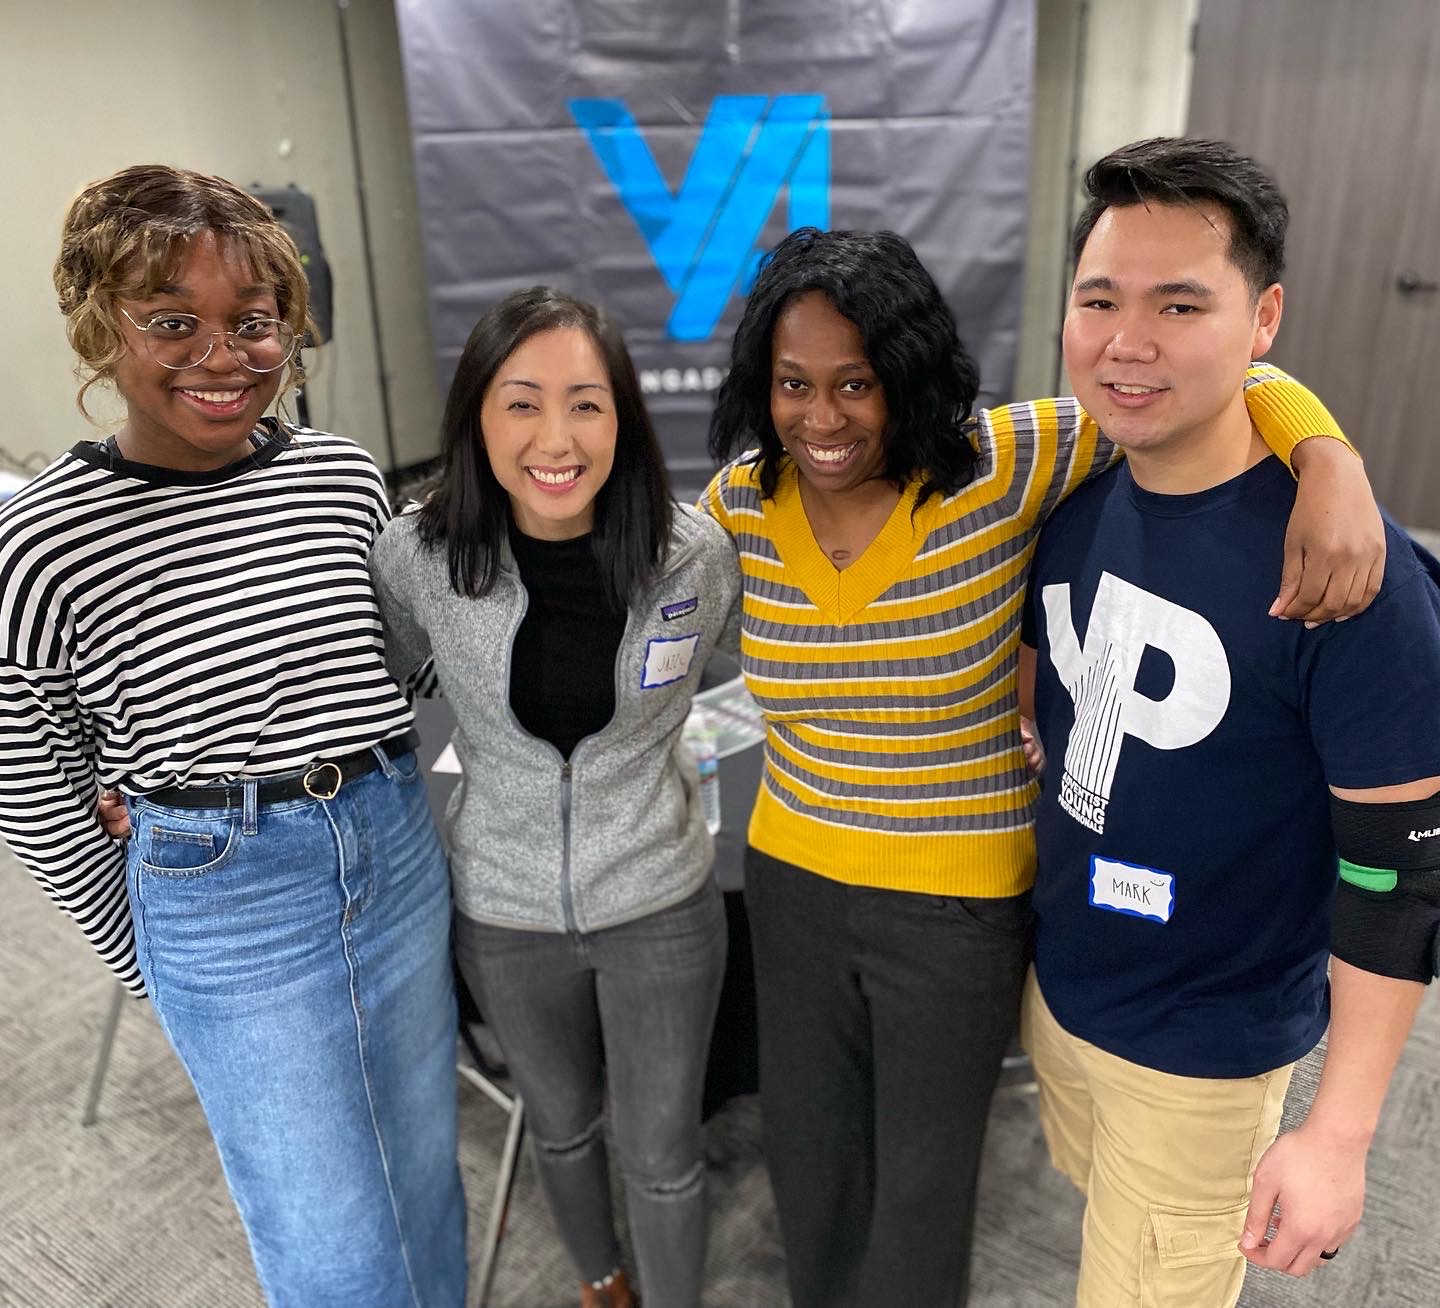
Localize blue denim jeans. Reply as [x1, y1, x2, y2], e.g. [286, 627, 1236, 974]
[124, 749, 467, 1308]
[453, 878, 726, 1308]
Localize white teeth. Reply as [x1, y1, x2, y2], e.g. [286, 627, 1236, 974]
[528, 467, 580, 485]
[181, 389, 245, 403]
[1110, 384, 1159, 395]
[806, 441, 858, 463]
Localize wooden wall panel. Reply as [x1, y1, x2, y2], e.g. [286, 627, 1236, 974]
[1188, 0, 1440, 526]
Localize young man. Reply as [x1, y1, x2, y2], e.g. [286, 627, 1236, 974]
[1018, 137, 1440, 1308]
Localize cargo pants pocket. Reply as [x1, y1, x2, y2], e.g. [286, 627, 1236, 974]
[1140, 1200, 1249, 1308]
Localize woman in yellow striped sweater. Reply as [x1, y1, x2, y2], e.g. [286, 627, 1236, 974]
[700, 227, 1380, 1308]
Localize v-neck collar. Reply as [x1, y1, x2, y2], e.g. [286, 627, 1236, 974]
[763, 461, 930, 624]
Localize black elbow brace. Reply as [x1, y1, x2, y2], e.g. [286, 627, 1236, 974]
[1330, 790, 1440, 983]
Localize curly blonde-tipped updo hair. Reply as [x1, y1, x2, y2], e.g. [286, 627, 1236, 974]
[54, 163, 313, 418]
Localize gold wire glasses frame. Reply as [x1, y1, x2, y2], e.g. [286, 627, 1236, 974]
[118, 307, 299, 374]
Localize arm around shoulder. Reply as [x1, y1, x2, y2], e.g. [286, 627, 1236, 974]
[369, 517, 435, 690]
[1240, 364, 1386, 624]
[1244, 362, 1353, 463]
[676, 502, 744, 658]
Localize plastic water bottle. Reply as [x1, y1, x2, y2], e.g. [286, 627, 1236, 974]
[685, 708, 723, 835]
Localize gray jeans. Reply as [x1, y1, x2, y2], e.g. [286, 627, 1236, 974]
[453, 878, 726, 1307]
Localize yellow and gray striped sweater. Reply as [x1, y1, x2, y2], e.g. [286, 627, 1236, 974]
[700, 366, 1345, 897]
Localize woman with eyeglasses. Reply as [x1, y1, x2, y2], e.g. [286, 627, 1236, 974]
[0, 165, 466, 1307]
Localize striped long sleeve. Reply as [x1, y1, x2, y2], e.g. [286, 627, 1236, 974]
[0, 424, 414, 987]
[1, 660, 137, 989]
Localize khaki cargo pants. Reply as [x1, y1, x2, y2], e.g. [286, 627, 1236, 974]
[1021, 969, 1294, 1308]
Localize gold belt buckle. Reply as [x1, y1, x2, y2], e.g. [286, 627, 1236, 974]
[303, 762, 343, 800]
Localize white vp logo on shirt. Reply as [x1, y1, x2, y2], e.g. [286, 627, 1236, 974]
[1043, 574, 1230, 833]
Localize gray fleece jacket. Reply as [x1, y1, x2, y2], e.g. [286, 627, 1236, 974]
[370, 504, 742, 933]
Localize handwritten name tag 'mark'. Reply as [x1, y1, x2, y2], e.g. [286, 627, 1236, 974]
[641, 633, 700, 689]
[1089, 855, 1175, 924]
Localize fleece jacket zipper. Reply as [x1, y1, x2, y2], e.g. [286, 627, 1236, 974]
[503, 520, 707, 934]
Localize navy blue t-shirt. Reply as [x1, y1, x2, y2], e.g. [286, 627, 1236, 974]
[1023, 456, 1440, 1078]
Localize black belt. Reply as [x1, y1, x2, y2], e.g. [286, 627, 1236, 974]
[141, 730, 421, 809]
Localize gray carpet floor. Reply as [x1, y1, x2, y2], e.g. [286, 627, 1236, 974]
[2, 848, 1436, 1307]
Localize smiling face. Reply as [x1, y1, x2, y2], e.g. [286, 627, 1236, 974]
[770, 291, 889, 495]
[1062, 201, 1282, 467]
[112, 231, 285, 471]
[480, 326, 618, 540]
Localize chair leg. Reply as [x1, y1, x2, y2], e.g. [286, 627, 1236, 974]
[80, 980, 128, 1127]
[473, 1098, 525, 1308]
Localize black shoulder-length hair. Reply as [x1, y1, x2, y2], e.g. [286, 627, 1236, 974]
[416, 286, 674, 606]
[707, 227, 981, 503]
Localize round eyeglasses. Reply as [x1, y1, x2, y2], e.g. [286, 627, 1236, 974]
[118, 307, 299, 373]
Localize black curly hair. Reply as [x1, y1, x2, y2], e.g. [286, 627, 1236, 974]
[707, 227, 980, 502]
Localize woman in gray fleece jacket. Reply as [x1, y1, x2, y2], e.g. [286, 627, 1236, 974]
[370, 288, 740, 1308]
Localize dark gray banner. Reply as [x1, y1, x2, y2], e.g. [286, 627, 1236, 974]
[396, 0, 1035, 498]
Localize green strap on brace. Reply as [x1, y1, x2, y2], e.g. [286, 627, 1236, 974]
[1338, 858, 1399, 893]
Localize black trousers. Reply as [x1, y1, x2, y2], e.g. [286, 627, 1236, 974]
[745, 847, 1031, 1308]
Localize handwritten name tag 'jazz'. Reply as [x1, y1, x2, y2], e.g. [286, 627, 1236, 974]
[642, 634, 700, 689]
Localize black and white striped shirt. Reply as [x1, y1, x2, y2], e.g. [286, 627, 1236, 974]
[0, 423, 413, 992]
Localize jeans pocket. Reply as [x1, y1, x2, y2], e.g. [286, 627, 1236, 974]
[649, 876, 728, 953]
[388, 749, 423, 784]
[136, 812, 239, 877]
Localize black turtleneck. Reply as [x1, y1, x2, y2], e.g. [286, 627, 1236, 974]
[507, 523, 628, 758]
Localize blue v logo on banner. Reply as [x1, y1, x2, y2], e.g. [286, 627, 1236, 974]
[569, 95, 830, 341]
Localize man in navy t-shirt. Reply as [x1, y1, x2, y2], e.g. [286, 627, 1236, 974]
[1019, 137, 1440, 1308]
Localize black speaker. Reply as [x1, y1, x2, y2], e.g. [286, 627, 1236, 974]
[249, 184, 334, 345]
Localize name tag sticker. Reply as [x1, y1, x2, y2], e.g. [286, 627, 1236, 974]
[1089, 855, 1175, 924]
[641, 633, 700, 689]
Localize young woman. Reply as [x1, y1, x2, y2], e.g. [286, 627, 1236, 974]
[370, 287, 741, 1308]
[0, 165, 467, 1308]
[700, 226, 1383, 1307]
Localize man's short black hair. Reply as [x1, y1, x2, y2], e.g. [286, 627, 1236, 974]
[1071, 137, 1288, 295]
